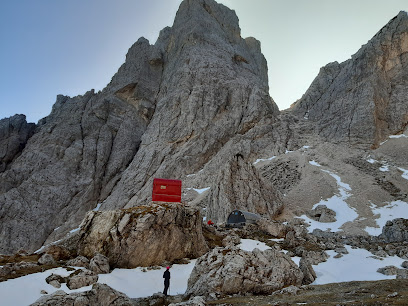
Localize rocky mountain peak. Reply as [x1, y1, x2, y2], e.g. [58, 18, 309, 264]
[291, 10, 408, 148]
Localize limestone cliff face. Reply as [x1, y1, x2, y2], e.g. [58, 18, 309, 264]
[102, 0, 280, 211]
[0, 38, 162, 254]
[291, 11, 408, 148]
[0, 114, 35, 173]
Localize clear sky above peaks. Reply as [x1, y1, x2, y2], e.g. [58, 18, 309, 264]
[0, 0, 407, 123]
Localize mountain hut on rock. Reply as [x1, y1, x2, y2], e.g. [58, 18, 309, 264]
[152, 178, 182, 203]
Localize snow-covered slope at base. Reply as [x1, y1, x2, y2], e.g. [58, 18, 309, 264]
[365, 200, 408, 235]
[300, 161, 358, 232]
[0, 261, 196, 305]
[312, 245, 405, 285]
[0, 267, 91, 306]
[98, 260, 196, 298]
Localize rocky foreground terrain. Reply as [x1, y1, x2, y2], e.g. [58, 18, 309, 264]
[0, 0, 408, 305]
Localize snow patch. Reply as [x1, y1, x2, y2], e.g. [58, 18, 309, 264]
[92, 203, 102, 211]
[98, 260, 196, 298]
[389, 134, 408, 139]
[192, 187, 210, 194]
[309, 160, 321, 167]
[301, 163, 357, 232]
[285, 150, 293, 154]
[291, 256, 301, 266]
[365, 200, 408, 235]
[69, 227, 80, 234]
[269, 238, 284, 242]
[253, 156, 276, 165]
[366, 158, 377, 164]
[238, 239, 271, 252]
[0, 267, 90, 306]
[398, 167, 408, 180]
[302, 146, 310, 150]
[312, 245, 405, 285]
[379, 164, 389, 172]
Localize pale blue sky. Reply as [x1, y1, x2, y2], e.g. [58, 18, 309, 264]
[0, 0, 407, 123]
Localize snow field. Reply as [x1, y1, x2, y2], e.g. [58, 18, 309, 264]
[312, 245, 406, 285]
[98, 260, 196, 298]
[0, 267, 91, 306]
[365, 201, 408, 235]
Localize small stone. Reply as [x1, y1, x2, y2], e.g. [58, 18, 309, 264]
[377, 265, 399, 275]
[40, 290, 47, 295]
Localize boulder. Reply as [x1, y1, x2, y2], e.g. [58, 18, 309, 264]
[43, 245, 71, 261]
[45, 274, 66, 288]
[222, 234, 240, 248]
[77, 203, 208, 268]
[307, 205, 336, 223]
[66, 269, 98, 290]
[401, 261, 408, 269]
[38, 254, 56, 265]
[377, 265, 399, 275]
[185, 246, 303, 297]
[397, 269, 408, 279]
[257, 218, 288, 237]
[66, 255, 90, 269]
[380, 218, 408, 243]
[31, 283, 134, 305]
[299, 258, 316, 285]
[89, 253, 110, 274]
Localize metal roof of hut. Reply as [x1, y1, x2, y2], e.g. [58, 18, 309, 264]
[227, 210, 261, 225]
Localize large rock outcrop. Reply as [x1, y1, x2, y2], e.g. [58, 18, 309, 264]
[205, 154, 283, 223]
[185, 246, 303, 297]
[291, 11, 408, 148]
[76, 202, 208, 268]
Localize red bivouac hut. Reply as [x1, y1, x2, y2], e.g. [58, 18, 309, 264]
[152, 178, 182, 203]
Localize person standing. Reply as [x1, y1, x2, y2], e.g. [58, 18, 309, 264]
[163, 266, 171, 296]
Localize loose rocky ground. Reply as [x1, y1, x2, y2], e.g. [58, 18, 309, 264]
[208, 279, 408, 305]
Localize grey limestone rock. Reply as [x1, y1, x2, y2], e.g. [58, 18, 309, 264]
[307, 205, 336, 223]
[66, 255, 90, 269]
[292, 11, 408, 148]
[89, 253, 110, 274]
[377, 265, 400, 275]
[185, 246, 303, 297]
[299, 258, 316, 285]
[31, 283, 134, 306]
[77, 203, 208, 268]
[38, 254, 56, 266]
[380, 218, 408, 243]
[0, 114, 36, 173]
[66, 269, 98, 290]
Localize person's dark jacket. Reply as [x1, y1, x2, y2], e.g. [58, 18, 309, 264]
[163, 270, 170, 283]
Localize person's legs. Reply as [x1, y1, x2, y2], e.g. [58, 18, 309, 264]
[163, 281, 169, 295]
